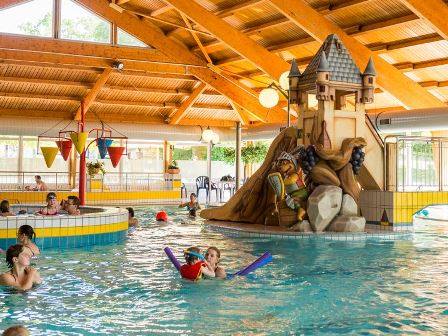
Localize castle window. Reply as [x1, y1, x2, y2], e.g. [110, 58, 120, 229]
[325, 74, 329, 80]
[368, 77, 373, 84]
[319, 85, 325, 92]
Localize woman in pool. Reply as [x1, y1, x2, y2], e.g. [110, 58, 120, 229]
[0, 200, 15, 217]
[0, 244, 41, 291]
[205, 246, 226, 279]
[179, 193, 201, 217]
[17, 225, 40, 256]
[37, 192, 60, 216]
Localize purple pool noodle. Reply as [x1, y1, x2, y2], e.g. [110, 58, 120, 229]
[164, 247, 181, 271]
[228, 252, 272, 279]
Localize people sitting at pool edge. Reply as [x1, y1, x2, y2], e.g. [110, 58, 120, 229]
[205, 246, 226, 279]
[17, 225, 40, 256]
[2, 325, 30, 336]
[127, 207, 138, 228]
[24, 175, 48, 192]
[36, 192, 60, 216]
[0, 200, 15, 217]
[179, 193, 201, 217]
[61, 196, 81, 216]
[0, 244, 41, 291]
[180, 247, 215, 281]
[156, 210, 168, 222]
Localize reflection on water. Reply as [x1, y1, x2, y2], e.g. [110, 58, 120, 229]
[0, 207, 447, 335]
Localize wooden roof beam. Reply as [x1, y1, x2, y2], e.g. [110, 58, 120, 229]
[169, 82, 206, 124]
[400, 0, 448, 40]
[74, 68, 113, 120]
[0, 0, 27, 10]
[0, 49, 190, 74]
[229, 101, 251, 125]
[76, 0, 287, 124]
[178, 118, 236, 127]
[267, 0, 444, 109]
[163, 0, 289, 79]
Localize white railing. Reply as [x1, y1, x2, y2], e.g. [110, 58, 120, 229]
[0, 171, 172, 192]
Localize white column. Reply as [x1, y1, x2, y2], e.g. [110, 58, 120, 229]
[18, 136, 24, 186]
[235, 122, 241, 190]
[207, 141, 212, 205]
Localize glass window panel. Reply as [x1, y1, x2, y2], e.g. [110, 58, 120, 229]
[0, 0, 52, 37]
[117, 28, 147, 47]
[61, 0, 111, 43]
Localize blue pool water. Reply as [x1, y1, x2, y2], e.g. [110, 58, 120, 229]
[1, 206, 447, 335]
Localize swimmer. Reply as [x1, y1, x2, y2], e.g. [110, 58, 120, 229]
[156, 211, 169, 222]
[0, 244, 41, 291]
[205, 246, 226, 279]
[2, 325, 30, 336]
[179, 193, 201, 218]
[127, 207, 139, 228]
[180, 247, 215, 281]
[17, 225, 40, 256]
[61, 196, 80, 216]
[36, 192, 60, 216]
[0, 200, 15, 217]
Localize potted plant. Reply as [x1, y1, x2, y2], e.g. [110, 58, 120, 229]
[86, 160, 106, 178]
[167, 160, 180, 174]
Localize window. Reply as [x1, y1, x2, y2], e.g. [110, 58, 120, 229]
[319, 85, 325, 93]
[368, 77, 373, 84]
[23, 137, 68, 173]
[325, 74, 329, 80]
[61, 0, 111, 43]
[0, 137, 19, 172]
[117, 28, 147, 47]
[0, 0, 52, 37]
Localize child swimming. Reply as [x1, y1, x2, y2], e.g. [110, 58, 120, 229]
[180, 247, 215, 281]
[127, 207, 139, 228]
[17, 225, 40, 256]
[179, 193, 201, 217]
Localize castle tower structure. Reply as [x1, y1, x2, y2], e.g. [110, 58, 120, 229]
[361, 57, 376, 103]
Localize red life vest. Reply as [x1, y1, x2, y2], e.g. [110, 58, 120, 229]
[180, 261, 205, 281]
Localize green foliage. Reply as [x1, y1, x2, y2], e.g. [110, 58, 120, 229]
[411, 142, 433, 157]
[211, 146, 235, 164]
[86, 160, 105, 176]
[242, 142, 268, 164]
[168, 160, 179, 169]
[173, 148, 193, 161]
[18, 12, 52, 37]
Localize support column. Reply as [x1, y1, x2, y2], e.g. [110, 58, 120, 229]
[78, 102, 86, 205]
[207, 141, 212, 205]
[69, 149, 77, 189]
[235, 121, 241, 190]
[18, 136, 23, 186]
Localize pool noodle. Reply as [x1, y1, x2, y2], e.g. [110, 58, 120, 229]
[164, 247, 181, 271]
[228, 252, 272, 278]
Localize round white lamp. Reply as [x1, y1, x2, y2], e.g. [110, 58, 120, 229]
[259, 87, 279, 108]
[279, 71, 290, 90]
[202, 127, 214, 142]
[211, 132, 220, 144]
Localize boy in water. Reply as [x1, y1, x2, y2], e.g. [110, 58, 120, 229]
[180, 247, 215, 281]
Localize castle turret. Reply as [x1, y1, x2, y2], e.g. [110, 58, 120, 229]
[288, 59, 301, 104]
[316, 52, 331, 101]
[361, 57, 376, 103]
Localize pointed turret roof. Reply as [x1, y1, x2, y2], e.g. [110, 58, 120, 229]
[300, 34, 362, 86]
[363, 57, 376, 76]
[317, 52, 330, 72]
[288, 58, 301, 77]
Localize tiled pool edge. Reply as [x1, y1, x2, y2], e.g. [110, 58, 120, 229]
[203, 221, 414, 241]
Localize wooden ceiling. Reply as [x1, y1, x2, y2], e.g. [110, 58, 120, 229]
[1, 0, 448, 129]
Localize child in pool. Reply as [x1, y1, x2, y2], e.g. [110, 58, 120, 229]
[37, 192, 60, 216]
[205, 246, 226, 279]
[0, 244, 41, 291]
[0, 200, 15, 217]
[17, 225, 40, 256]
[180, 247, 215, 281]
[2, 325, 29, 336]
[179, 193, 201, 217]
[127, 207, 139, 228]
[61, 196, 81, 216]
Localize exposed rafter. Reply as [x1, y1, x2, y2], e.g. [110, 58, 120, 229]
[0, 0, 26, 10]
[269, 0, 444, 109]
[76, 0, 287, 124]
[400, 0, 448, 40]
[229, 101, 251, 126]
[163, 0, 289, 79]
[74, 68, 113, 120]
[169, 82, 206, 124]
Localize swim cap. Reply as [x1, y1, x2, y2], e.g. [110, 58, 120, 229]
[156, 211, 168, 222]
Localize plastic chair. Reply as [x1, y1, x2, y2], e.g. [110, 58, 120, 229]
[196, 176, 219, 201]
[220, 182, 235, 200]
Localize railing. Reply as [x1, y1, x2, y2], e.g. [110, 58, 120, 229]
[0, 171, 172, 192]
[384, 136, 448, 192]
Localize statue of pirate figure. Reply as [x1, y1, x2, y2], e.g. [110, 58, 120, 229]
[268, 147, 308, 223]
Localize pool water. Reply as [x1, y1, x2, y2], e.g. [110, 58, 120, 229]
[1, 206, 448, 335]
